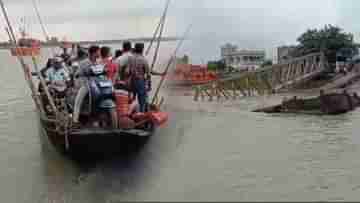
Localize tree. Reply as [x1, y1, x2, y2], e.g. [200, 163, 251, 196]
[293, 24, 358, 67]
[207, 60, 226, 72]
[261, 60, 273, 67]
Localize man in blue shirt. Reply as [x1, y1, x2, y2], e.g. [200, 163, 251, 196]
[45, 56, 70, 86]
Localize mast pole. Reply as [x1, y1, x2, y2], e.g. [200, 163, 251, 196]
[151, 24, 192, 105]
[0, 0, 58, 114]
[30, 0, 59, 113]
[149, 0, 171, 72]
[31, 0, 57, 56]
[32, 0, 48, 40]
[145, 17, 162, 56]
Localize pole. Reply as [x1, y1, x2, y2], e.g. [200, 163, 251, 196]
[0, 1, 36, 92]
[31, 0, 58, 113]
[145, 0, 170, 57]
[0, 0, 58, 114]
[4, 25, 41, 109]
[31, 0, 56, 56]
[145, 17, 162, 56]
[31, 56, 58, 114]
[151, 24, 192, 105]
[150, 0, 171, 72]
[32, 0, 48, 40]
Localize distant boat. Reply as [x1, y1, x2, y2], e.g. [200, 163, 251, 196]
[10, 37, 41, 56]
[168, 64, 218, 86]
[9, 20, 41, 57]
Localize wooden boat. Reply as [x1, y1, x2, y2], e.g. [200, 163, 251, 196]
[10, 38, 41, 56]
[1, 0, 174, 159]
[253, 90, 360, 115]
[8, 20, 41, 57]
[37, 85, 168, 157]
[39, 112, 157, 157]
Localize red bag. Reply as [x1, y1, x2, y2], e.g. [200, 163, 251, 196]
[148, 111, 169, 126]
[118, 116, 136, 129]
[131, 112, 149, 122]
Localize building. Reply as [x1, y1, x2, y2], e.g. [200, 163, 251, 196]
[221, 43, 266, 71]
[277, 45, 296, 64]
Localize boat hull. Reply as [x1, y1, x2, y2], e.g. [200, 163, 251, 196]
[38, 112, 154, 159]
[167, 79, 216, 87]
[11, 47, 40, 56]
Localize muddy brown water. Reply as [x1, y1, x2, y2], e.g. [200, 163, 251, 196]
[1, 48, 360, 202]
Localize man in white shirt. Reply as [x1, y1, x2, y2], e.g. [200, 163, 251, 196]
[114, 41, 133, 82]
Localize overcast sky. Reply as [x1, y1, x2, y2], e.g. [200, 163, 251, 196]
[0, 0, 358, 63]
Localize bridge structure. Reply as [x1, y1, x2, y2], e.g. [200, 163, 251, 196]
[193, 52, 329, 101]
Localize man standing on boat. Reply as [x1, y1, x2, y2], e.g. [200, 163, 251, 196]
[45, 56, 71, 86]
[72, 45, 102, 124]
[114, 41, 133, 82]
[100, 46, 118, 82]
[127, 43, 151, 113]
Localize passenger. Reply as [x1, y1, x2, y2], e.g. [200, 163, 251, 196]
[100, 46, 118, 82]
[128, 43, 151, 113]
[38, 58, 55, 94]
[68, 47, 88, 89]
[72, 45, 102, 124]
[45, 56, 71, 91]
[61, 47, 71, 63]
[41, 58, 55, 79]
[114, 41, 133, 82]
[114, 49, 123, 59]
[45, 57, 69, 82]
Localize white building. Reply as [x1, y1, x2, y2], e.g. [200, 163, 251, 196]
[221, 43, 266, 71]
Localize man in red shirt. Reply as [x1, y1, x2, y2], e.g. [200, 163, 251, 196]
[100, 46, 118, 82]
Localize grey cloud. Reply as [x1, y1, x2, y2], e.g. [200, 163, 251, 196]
[1, 0, 353, 63]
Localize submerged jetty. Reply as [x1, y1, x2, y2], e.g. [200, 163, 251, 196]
[253, 90, 360, 115]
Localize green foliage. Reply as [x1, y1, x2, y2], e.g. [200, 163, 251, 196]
[293, 24, 358, 63]
[261, 60, 273, 67]
[207, 60, 226, 71]
[176, 55, 189, 64]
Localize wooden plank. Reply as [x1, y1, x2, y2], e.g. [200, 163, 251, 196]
[193, 87, 200, 101]
[235, 80, 247, 97]
[218, 86, 230, 100]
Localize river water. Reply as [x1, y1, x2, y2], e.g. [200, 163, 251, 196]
[2, 48, 360, 202]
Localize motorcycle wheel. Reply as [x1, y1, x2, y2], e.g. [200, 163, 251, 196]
[110, 109, 118, 129]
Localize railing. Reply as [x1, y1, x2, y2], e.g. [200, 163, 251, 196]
[193, 52, 327, 101]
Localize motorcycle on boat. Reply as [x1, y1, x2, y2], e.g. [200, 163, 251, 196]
[76, 64, 118, 128]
